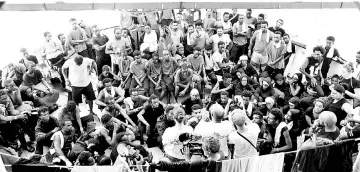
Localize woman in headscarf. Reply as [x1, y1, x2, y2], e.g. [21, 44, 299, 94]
[289, 73, 305, 97]
[19, 86, 42, 107]
[254, 76, 278, 103]
[232, 73, 255, 96]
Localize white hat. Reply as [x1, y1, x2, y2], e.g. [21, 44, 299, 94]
[239, 55, 248, 61]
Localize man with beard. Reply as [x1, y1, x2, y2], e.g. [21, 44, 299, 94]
[170, 21, 184, 46]
[160, 50, 178, 103]
[248, 21, 274, 72]
[265, 31, 286, 79]
[321, 36, 345, 79]
[138, 95, 165, 147]
[67, 18, 89, 58]
[62, 55, 97, 116]
[45, 119, 74, 166]
[209, 26, 232, 52]
[92, 25, 111, 75]
[106, 28, 132, 71]
[162, 107, 193, 162]
[187, 47, 207, 84]
[254, 77, 278, 104]
[23, 62, 59, 106]
[129, 50, 149, 96]
[230, 14, 248, 63]
[174, 12, 188, 34]
[299, 46, 325, 87]
[35, 106, 59, 155]
[174, 59, 194, 97]
[181, 89, 203, 115]
[146, 53, 162, 96]
[183, 25, 195, 56]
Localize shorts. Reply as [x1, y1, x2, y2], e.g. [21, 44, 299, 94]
[251, 51, 269, 65]
[72, 83, 96, 104]
[161, 75, 175, 92]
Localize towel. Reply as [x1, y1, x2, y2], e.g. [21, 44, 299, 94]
[258, 30, 270, 43]
[274, 41, 281, 49]
[274, 122, 287, 147]
[326, 46, 335, 58]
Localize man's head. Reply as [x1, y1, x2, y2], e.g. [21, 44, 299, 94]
[252, 111, 264, 124]
[38, 106, 50, 123]
[60, 119, 74, 135]
[121, 28, 128, 37]
[57, 33, 66, 44]
[314, 97, 326, 114]
[260, 21, 268, 32]
[102, 65, 110, 77]
[190, 89, 200, 101]
[216, 26, 224, 36]
[223, 73, 232, 85]
[144, 24, 151, 34]
[241, 90, 252, 105]
[3, 79, 18, 92]
[220, 91, 229, 104]
[223, 12, 230, 22]
[149, 94, 160, 109]
[74, 55, 84, 66]
[246, 9, 252, 17]
[78, 20, 86, 28]
[114, 28, 122, 39]
[78, 151, 96, 166]
[104, 96, 115, 110]
[205, 44, 213, 55]
[133, 50, 142, 64]
[191, 104, 202, 117]
[193, 47, 202, 58]
[283, 33, 290, 44]
[172, 21, 179, 31]
[195, 21, 203, 31]
[232, 8, 238, 14]
[206, 9, 212, 16]
[275, 73, 284, 85]
[331, 84, 345, 100]
[319, 111, 337, 128]
[326, 36, 335, 48]
[101, 113, 113, 128]
[265, 97, 275, 110]
[331, 74, 340, 85]
[69, 18, 77, 30]
[312, 46, 325, 60]
[258, 13, 264, 22]
[102, 78, 113, 92]
[163, 50, 171, 61]
[274, 31, 282, 43]
[130, 89, 139, 101]
[44, 31, 52, 41]
[173, 107, 186, 124]
[238, 14, 245, 24]
[342, 62, 355, 79]
[176, 12, 183, 21]
[92, 25, 100, 36]
[202, 136, 220, 158]
[152, 52, 160, 63]
[268, 108, 283, 126]
[209, 104, 224, 121]
[27, 61, 37, 74]
[187, 25, 194, 34]
[66, 100, 77, 112]
[262, 77, 271, 90]
[239, 55, 248, 65]
[19, 48, 29, 58]
[276, 19, 284, 28]
[232, 110, 248, 127]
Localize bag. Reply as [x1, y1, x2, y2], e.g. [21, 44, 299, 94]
[237, 131, 259, 152]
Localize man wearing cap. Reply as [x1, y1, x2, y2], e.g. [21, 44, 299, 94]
[231, 14, 248, 63]
[248, 21, 274, 73]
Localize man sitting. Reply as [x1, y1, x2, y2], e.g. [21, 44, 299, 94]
[35, 106, 59, 155]
[101, 96, 136, 128]
[95, 78, 125, 110]
[174, 59, 194, 97]
[98, 65, 121, 91]
[3, 79, 33, 112]
[22, 61, 59, 107]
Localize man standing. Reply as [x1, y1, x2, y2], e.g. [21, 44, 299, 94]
[265, 31, 286, 79]
[92, 25, 111, 75]
[190, 21, 210, 50]
[283, 33, 296, 68]
[231, 14, 248, 63]
[222, 12, 232, 36]
[129, 50, 149, 96]
[229, 8, 239, 25]
[203, 9, 217, 37]
[62, 55, 97, 116]
[67, 18, 89, 58]
[244, 9, 257, 26]
[58, 33, 70, 57]
[183, 25, 195, 57]
[79, 20, 95, 60]
[160, 50, 178, 103]
[212, 41, 232, 76]
[105, 28, 131, 72]
[175, 12, 188, 34]
[209, 26, 232, 53]
[248, 21, 274, 72]
[299, 46, 325, 87]
[321, 36, 344, 79]
[203, 45, 218, 85]
[268, 19, 286, 36]
[170, 21, 184, 46]
[42, 32, 64, 66]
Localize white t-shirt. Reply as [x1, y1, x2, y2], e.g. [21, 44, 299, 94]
[162, 126, 193, 160]
[194, 121, 234, 157]
[209, 34, 231, 52]
[228, 123, 260, 159]
[212, 51, 226, 72]
[62, 57, 93, 87]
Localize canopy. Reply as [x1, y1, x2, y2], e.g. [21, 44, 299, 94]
[1, 1, 360, 11]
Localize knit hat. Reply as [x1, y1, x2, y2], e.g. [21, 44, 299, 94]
[275, 73, 284, 81]
[333, 84, 345, 94]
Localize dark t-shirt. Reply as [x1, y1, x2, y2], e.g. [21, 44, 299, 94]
[316, 127, 340, 140]
[268, 27, 285, 36]
[98, 73, 114, 82]
[143, 104, 164, 129]
[321, 48, 340, 78]
[23, 70, 43, 87]
[181, 97, 203, 115]
[35, 116, 59, 134]
[19, 55, 39, 65]
[92, 34, 109, 58]
[341, 77, 360, 100]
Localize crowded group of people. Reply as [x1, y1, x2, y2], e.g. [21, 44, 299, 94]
[1, 7, 360, 172]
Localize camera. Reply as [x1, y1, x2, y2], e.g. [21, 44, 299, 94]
[179, 133, 204, 155]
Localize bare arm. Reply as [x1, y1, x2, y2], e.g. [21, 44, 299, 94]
[137, 109, 150, 127]
[76, 108, 83, 133]
[54, 135, 71, 164]
[95, 91, 107, 107]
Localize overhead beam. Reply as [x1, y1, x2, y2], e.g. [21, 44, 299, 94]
[0, 2, 357, 11]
